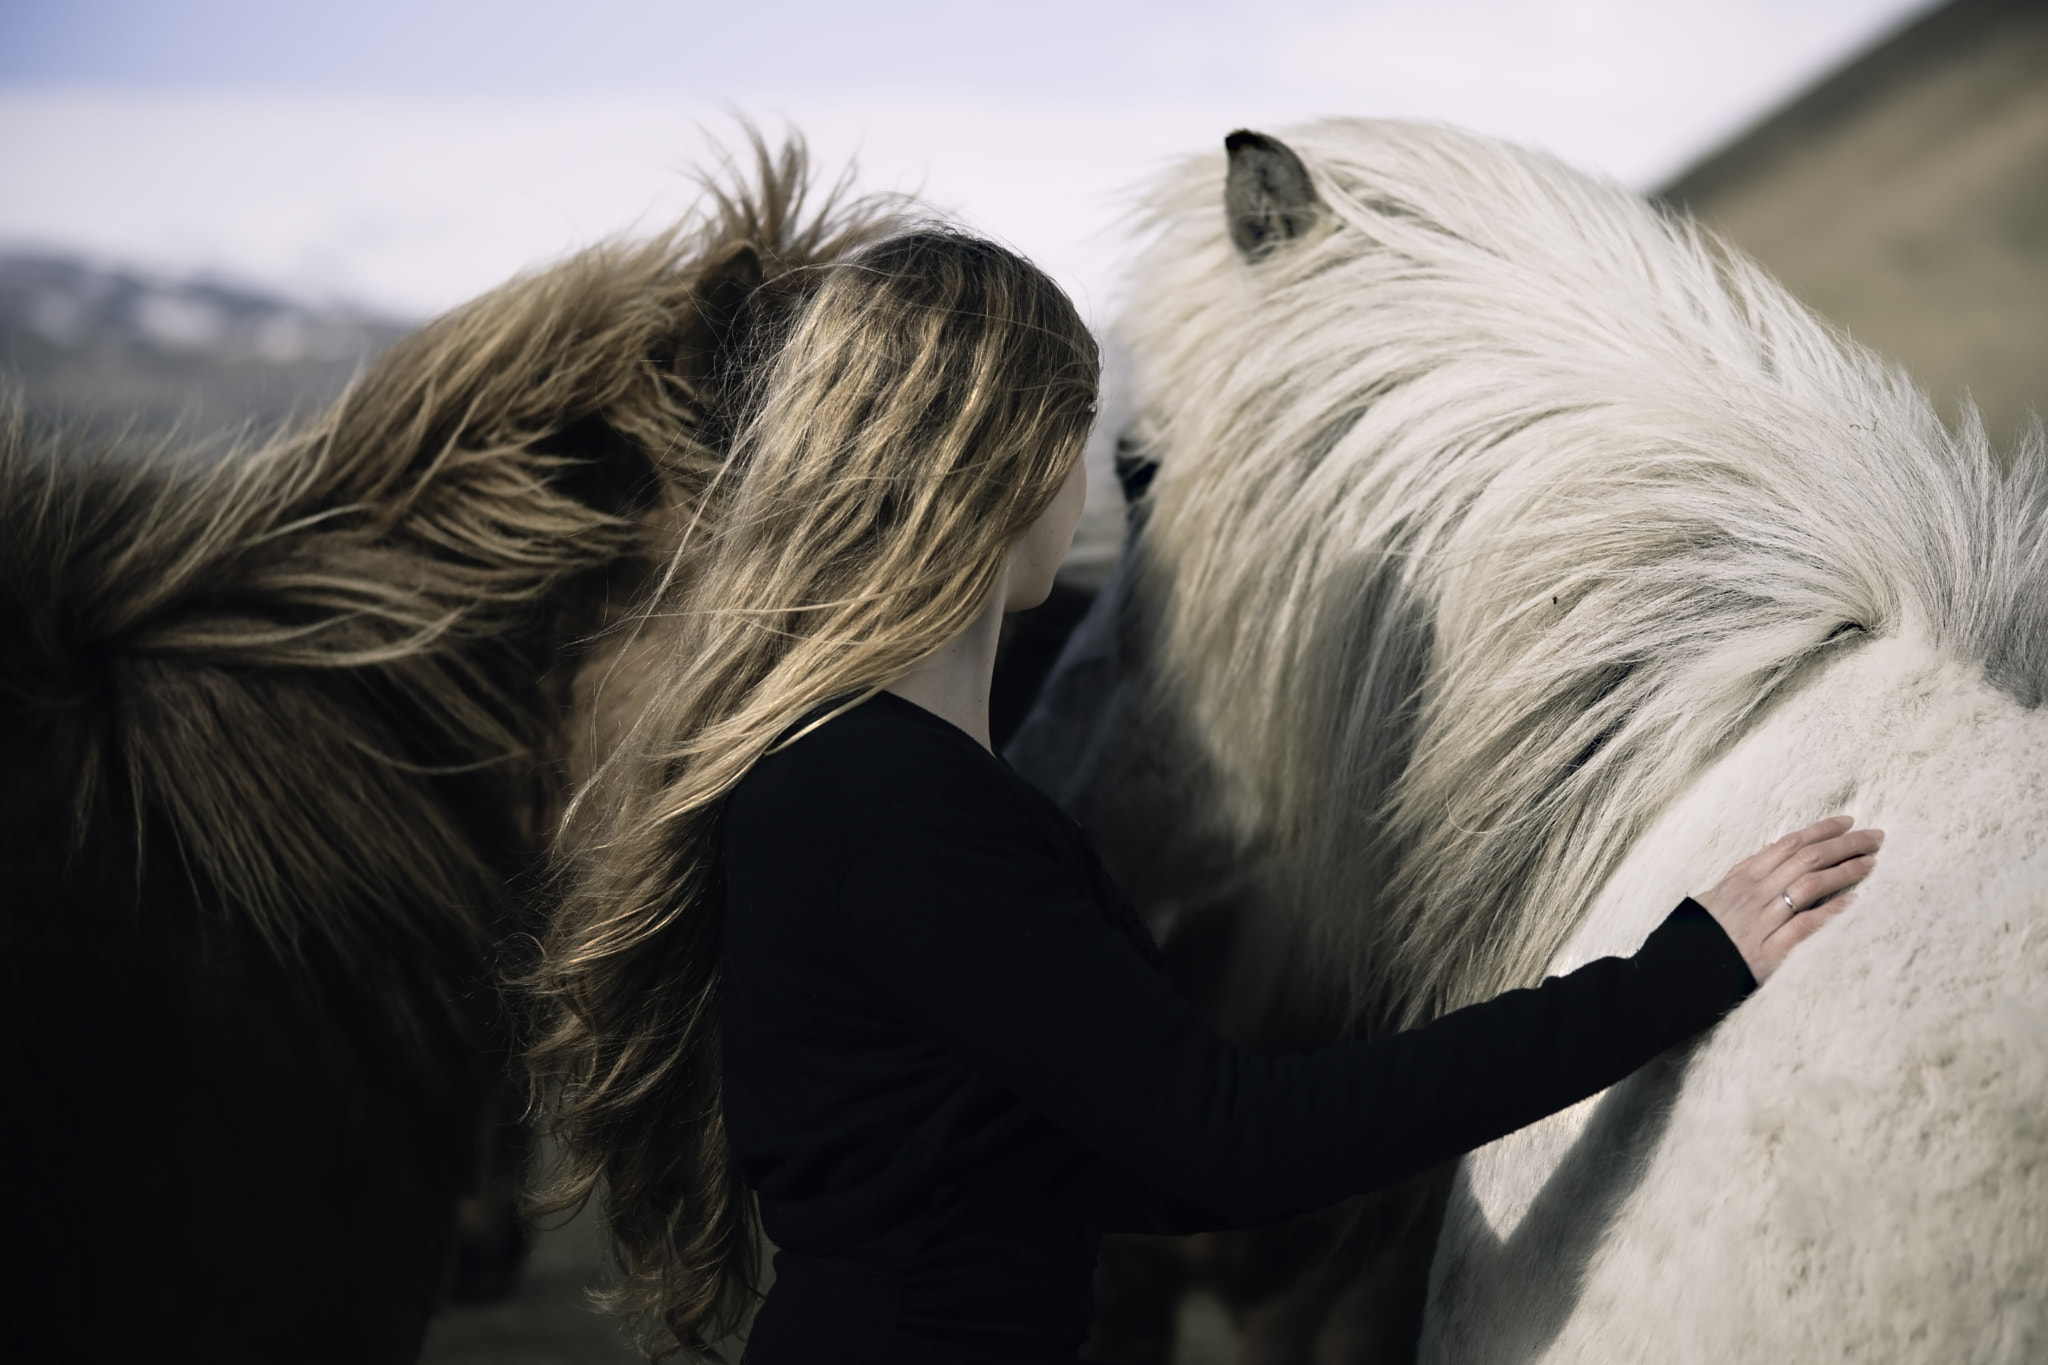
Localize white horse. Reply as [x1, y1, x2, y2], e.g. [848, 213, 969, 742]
[1011, 119, 2048, 1360]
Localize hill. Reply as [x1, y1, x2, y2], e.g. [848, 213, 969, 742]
[1661, 0, 2047, 452]
[0, 251, 408, 442]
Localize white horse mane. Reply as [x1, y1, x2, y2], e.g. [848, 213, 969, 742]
[1119, 118, 2048, 1021]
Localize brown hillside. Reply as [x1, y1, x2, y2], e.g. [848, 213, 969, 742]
[1662, 0, 2047, 453]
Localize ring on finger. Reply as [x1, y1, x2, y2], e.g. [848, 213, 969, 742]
[1781, 891, 1798, 914]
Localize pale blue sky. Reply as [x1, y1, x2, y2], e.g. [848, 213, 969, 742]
[0, 0, 1931, 101]
[16, 0, 1204, 94]
[0, 1, 1935, 315]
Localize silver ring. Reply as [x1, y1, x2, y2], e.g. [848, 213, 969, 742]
[1781, 892, 1798, 914]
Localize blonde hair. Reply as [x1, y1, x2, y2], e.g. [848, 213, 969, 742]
[527, 228, 1099, 1356]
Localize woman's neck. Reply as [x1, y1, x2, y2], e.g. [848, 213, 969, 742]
[884, 574, 1008, 751]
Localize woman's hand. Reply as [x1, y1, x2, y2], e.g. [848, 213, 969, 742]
[1694, 815, 1882, 984]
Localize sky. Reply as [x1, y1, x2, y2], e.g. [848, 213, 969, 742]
[0, 0, 1935, 321]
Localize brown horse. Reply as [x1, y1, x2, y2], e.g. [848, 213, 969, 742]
[0, 138, 900, 1363]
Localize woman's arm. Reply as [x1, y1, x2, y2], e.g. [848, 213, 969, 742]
[837, 817, 1872, 1228]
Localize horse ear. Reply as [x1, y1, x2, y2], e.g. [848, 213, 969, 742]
[1224, 130, 1324, 260]
[701, 242, 765, 339]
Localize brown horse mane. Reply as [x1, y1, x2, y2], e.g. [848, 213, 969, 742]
[0, 134, 907, 1052]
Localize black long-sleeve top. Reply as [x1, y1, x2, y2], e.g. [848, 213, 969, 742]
[720, 691, 1755, 1364]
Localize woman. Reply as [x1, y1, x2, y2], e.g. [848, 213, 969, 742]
[530, 228, 1879, 1363]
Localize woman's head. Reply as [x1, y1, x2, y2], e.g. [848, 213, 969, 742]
[711, 227, 1099, 678]
[528, 227, 1096, 1357]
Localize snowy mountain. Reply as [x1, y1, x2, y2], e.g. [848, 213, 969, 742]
[0, 252, 410, 442]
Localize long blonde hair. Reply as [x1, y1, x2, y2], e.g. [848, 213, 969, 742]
[527, 228, 1100, 1356]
